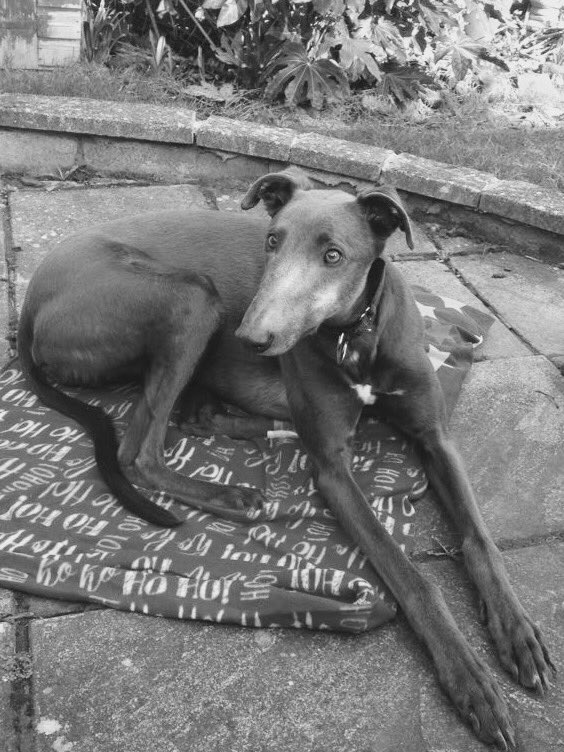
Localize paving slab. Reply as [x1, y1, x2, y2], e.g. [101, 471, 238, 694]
[433, 234, 494, 257]
[411, 354, 564, 554]
[27, 543, 564, 752]
[448, 355, 564, 543]
[9, 184, 209, 307]
[0, 621, 16, 752]
[30, 608, 428, 752]
[396, 258, 531, 361]
[451, 252, 564, 360]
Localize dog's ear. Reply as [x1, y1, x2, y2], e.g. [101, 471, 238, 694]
[356, 185, 414, 250]
[241, 167, 313, 216]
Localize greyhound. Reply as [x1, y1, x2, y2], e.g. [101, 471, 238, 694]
[18, 168, 553, 749]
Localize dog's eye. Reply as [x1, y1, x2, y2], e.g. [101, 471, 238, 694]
[324, 249, 342, 265]
[266, 234, 278, 249]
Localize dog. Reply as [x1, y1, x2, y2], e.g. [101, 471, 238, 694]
[18, 168, 553, 749]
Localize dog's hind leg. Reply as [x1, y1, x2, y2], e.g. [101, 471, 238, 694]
[117, 280, 266, 516]
[26, 240, 266, 520]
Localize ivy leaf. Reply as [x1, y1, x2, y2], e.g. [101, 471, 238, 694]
[264, 42, 350, 109]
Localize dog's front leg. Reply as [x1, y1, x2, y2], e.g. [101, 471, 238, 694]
[417, 426, 555, 692]
[375, 351, 554, 699]
[280, 346, 514, 749]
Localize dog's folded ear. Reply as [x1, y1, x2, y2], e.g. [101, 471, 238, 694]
[241, 167, 313, 216]
[356, 185, 414, 250]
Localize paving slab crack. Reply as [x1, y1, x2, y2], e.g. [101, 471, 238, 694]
[392, 251, 439, 261]
[10, 592, 36, 752]
[413, 529, 564, 563]
[1, 605, 106, 625]
[1, 189, 19, 357]
[444, 255, 541, 357]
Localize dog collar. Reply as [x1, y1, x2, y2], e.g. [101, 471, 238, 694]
[336, 305, 376, 364]
[335, 258, 386, 364]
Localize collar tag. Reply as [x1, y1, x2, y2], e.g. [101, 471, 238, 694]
[336, 332, 349, 364]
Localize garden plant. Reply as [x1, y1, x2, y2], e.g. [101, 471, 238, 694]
[82, 0, 564, 109]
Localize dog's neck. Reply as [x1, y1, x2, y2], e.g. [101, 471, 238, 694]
[323, 258, 386, 364]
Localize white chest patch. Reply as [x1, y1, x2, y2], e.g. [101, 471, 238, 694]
[352, 383, 377, 405]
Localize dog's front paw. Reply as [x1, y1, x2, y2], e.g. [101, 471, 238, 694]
[212, 484, 267, 512]
[482, 596, 555, 694]
[438, 648, 515, 750]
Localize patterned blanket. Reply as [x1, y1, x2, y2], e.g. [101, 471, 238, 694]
[0, 287, 492, 633]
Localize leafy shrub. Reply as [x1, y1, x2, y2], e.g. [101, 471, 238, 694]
[85, 0, 564, 108]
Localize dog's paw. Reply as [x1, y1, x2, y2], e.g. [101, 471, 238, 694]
[183, 412, 234, 437]
[212, 484, 267, 512]
[177, 386, 223, 429]
[439, 648, 515, 750]
[183, 421, 216, 437]
[482, 597, 555, 694]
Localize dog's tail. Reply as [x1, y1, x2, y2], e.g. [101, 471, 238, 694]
[17, 314, 182, 527]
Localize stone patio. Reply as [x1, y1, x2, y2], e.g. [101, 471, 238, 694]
[0, 179, 563, 752]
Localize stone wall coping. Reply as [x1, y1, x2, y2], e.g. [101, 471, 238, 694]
[0, 93, 563, 237]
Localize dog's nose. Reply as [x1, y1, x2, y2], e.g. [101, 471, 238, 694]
[238, 331, 275, 353]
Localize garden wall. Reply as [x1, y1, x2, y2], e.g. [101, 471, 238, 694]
[0, 93, 563, 261]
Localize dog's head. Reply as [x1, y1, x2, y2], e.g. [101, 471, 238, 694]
[235, 167, 413, 356]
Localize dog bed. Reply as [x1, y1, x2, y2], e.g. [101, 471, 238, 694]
[0, 287, 492, 633]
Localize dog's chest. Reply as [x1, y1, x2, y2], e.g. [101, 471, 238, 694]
[338, 335, 378, 404]
[339, 334, 404, 407]
[340, 330, 375, 381]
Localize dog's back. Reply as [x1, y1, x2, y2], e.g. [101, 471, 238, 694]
[82, 210, 267, 312]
